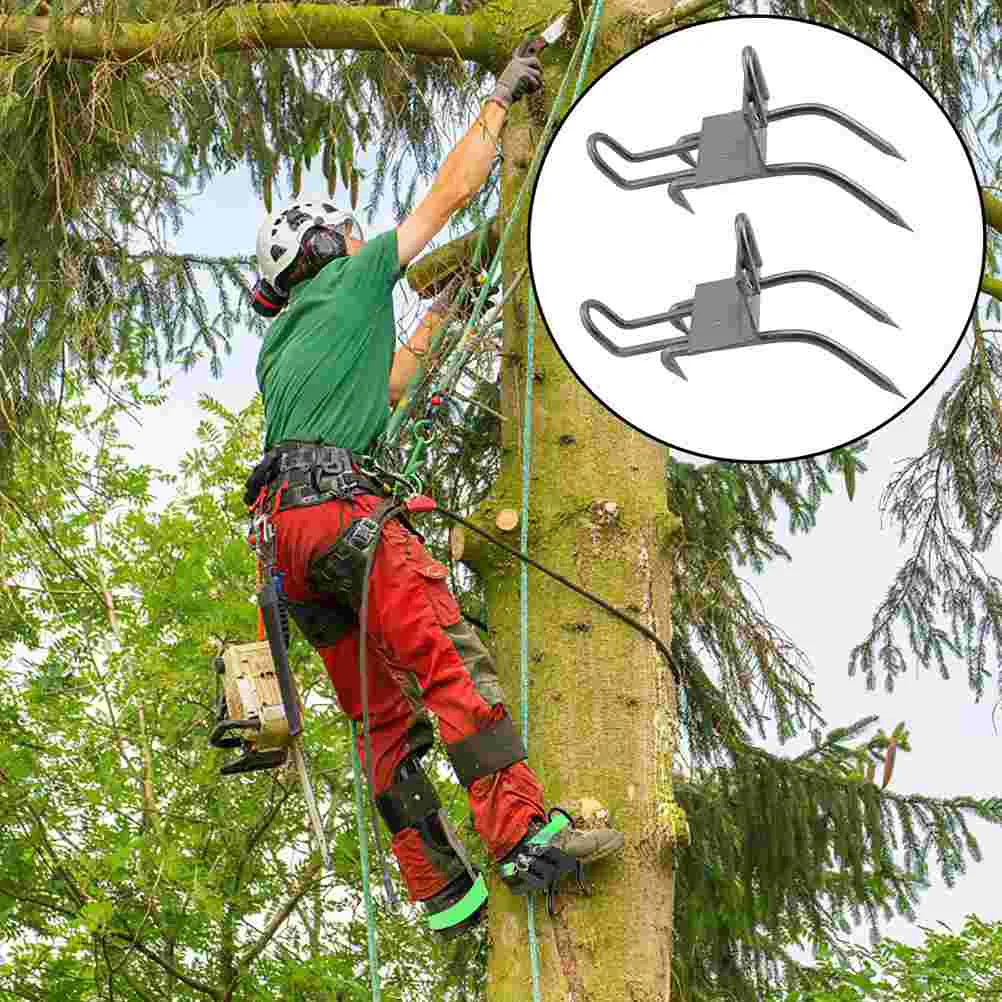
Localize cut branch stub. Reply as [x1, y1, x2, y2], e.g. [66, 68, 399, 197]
[449, 507, 519, 573]
[495, 508, 519, 532]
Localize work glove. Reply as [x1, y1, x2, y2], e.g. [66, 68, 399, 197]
[490, 42, 543, 108]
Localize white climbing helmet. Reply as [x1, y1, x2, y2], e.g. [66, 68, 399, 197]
[255, 194, 364, 290]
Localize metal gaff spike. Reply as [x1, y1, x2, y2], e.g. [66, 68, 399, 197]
[580, 213, 903, 396]
[586, 46, 908, 228]
[668, 161, 911, 230]
[767, 103, 905, 160]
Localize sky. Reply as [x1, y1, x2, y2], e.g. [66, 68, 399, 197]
[112, 140, 1002, 958]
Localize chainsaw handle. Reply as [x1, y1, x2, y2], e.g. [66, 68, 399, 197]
[210, 718, 259, 749]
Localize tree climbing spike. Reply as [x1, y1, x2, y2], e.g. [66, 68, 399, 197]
[587, 45, 911, 230]
[579, 212, 905, 397]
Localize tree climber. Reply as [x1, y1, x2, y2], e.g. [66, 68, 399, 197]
[244, 43, 625, 940]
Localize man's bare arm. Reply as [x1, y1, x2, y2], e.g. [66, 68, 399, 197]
[396, 44, 542, 269]
[388, 279, 464, 404]
[388, 309, 444, 406]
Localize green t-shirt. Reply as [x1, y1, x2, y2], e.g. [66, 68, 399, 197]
[256, 229, 403, 451]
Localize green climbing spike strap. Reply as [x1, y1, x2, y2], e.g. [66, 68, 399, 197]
[499, 812, 573, 879]
[427, 875, 490, 931]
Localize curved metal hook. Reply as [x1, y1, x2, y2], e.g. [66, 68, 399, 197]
[579, 299, 690, 357]
[741, 45, 770, 129]
[756, 330, 904, 397]
[768, 103, 904, 160]
[586, 133, 697, 190]
[734, 213, 764, 295]
[660, 329, 903, 397]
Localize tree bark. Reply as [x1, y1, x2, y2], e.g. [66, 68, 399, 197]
[459, 5, 687, 999]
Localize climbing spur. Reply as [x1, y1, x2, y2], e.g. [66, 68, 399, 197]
[586, 45, 910, 229]
[579, 212, 905, 396]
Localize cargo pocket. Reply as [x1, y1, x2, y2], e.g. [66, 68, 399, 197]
[407, 534, 462, 628]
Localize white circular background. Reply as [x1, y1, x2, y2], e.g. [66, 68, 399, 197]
[529, 16, 983, 462]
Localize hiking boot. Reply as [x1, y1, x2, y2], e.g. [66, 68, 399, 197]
[545, 817, 625, 865]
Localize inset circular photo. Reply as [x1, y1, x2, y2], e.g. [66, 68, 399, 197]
[528, 15, 984, 462]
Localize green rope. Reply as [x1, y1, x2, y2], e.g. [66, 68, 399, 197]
[573, 0, 604, 101]
[350, 719, 381, 1002]
[520, 285, 543, 1001]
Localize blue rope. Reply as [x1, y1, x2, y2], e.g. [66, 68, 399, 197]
[520, 286, 542, 1000]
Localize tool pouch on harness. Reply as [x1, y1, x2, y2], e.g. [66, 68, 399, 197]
[306, 500, 400, 612]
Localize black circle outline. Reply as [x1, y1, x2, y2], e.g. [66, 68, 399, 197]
[527, 13, 986, 465]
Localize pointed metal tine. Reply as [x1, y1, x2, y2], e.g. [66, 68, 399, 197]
[768, 103, 905, 160]
[660, 349, 688, 380]
[765, 162, 910, 229]
[667, 180, 695, 214]
[760, 270, 898, 327]
[757, 330, 905, 397]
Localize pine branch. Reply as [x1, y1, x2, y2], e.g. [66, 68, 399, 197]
[406, 214, 500, 297]
[0, 5, 506, 67]
[984, 189, 1002, 234]
[983, 273, 1002, 302]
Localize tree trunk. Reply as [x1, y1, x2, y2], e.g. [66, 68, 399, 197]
[462, 6, 688, 999]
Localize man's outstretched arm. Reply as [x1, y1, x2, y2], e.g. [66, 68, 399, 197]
[396, 43, 542, 269]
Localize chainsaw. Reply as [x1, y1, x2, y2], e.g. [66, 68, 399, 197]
[209, 574, 331, 870]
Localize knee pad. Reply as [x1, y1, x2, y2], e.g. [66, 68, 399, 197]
[445, 710, 527, 788]
[376, 756, 487, 938]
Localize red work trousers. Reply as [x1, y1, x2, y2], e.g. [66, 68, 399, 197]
[273, 492, 545, 902]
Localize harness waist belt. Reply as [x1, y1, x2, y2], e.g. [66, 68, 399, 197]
[247, 442, 386, 511]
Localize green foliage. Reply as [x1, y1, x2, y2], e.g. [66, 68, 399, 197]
[1, 3, 1001, 1002]
[0, 385, 483, 1001]
[849, 318, 1002, 701]
[771, 915, 1002, 1001]
[669, 447, 868, 754]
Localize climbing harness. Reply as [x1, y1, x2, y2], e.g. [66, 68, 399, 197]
[580, 211, 904, 396]
[587, 45, 910, 229]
